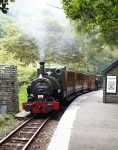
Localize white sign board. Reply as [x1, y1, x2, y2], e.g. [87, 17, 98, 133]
[107, 76, 117, 93]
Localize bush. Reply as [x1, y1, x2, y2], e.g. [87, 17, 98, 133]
[19, 84, 28, 110]
[17, 65, 37, 86]
[0, 114, 16, 137]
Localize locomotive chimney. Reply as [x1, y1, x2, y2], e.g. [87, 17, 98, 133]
[40, 62, 45, 75]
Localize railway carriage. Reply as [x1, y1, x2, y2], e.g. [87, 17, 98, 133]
[23, 62, 100, 114]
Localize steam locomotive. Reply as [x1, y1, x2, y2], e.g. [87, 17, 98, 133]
[23, 62, 101, 114]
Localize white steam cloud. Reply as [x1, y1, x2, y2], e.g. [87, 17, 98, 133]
[9, 0, 77, 62]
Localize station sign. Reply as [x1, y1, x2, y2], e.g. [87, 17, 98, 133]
[106, 76, 117, 93]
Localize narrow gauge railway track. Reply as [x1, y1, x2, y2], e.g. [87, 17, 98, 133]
[0, 117, 51, 150]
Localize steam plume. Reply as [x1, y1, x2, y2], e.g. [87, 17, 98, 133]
[9, 0, 78, 63]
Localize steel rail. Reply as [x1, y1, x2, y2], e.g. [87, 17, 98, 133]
[0, 118, 33, 145]
[0, 112, 55, 150]
[22, 117, 50, 150]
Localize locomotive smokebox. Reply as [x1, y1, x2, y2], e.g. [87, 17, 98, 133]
[40, 62, 45, 75]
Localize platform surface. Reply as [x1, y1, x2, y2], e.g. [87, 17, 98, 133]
[47, 90, 118, 150]
[15, 110, 31, 118]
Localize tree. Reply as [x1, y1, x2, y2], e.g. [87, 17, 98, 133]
[1, 35, 39, 65]
[63, 0, 118, 46]
[0, 0, 15, 14]
[0, 13, 39, 65]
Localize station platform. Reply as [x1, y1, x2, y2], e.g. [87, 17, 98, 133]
[47, 90, 118, 150]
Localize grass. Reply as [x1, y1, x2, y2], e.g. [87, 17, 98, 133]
[0, 85, 27, 138]
[19, 84, 27, 111]
[0, 114, 16, 138]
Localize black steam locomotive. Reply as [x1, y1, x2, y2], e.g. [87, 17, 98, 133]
[23, 62, 101, 114]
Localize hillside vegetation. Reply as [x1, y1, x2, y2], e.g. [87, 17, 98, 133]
[0, 9, 117, 106]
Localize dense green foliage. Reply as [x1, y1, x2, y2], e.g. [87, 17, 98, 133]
[0, 14, 38, 109]
[0, 5, 118, 108]
[0, 13, 38, 85]
[0, 0, 15, 14]
[0, 12, 117, 75]
[63, 0, 118, 46]
[0, 114, 16, 137]
[18, 84, 27, 110]
[0, 14, 38, 65]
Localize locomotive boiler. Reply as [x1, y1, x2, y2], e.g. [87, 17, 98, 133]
[23, 62, 63, 114]
[23, 62, 100, 114]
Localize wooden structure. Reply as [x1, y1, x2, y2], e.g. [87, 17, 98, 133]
[103, 60, 118, 103]
[0, 65, 18, 113]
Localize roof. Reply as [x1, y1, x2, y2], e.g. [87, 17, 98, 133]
[103, 59, 118, 74]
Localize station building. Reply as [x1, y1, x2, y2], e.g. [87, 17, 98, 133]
[103, 60, 118, 103]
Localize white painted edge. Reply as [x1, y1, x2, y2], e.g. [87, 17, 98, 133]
[47, 100, 80, 150]
[47, 90, 103, 150]
[15, 110, 31, 118]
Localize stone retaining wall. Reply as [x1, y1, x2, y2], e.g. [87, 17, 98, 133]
[0, 65, 18, 113]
